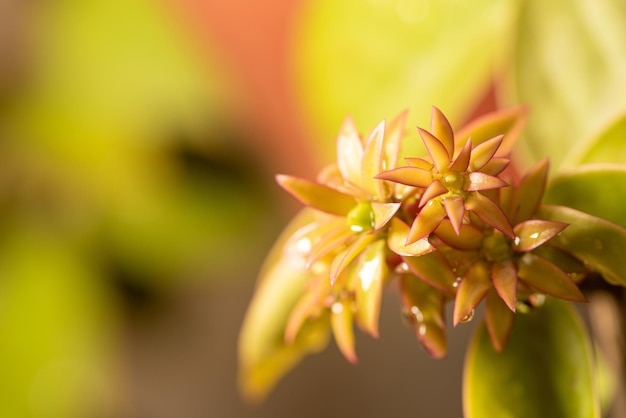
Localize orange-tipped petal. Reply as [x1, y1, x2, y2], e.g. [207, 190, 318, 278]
[407, 200, 447, 244]
[449, 138, 472, 172]
[400, 273, 448, 358]
[375, 166, 432, 188]
[491, 259, 518, 311]
[465, 192, 515, 239]
[405, 157, 433, 170]
[418, 127, 450, 173]
[330, 233, 378, 285]
[434, 220, 483, 250]
[419, 180, 448, 207]
[443, 195, 466, 235]
[466, 172, 508, 191]
[361, 120, 386, 199]
[371, 202, 401, 230]
[453, 260, 491, 326]
[330, 299, 358, 363]
[354, 240, 387, 338]
[388, 218, 435, 257]
[484, 288, 514, 352]
[480, 157, 510, 176]
[276, 174, 356, 216]
[470, 135, 504, 171]
[403, 252, 457, 294]
[430, 107, 455, 158]
[513, 220, 568, 252]
[512, 158, 549, 224]
[336, 117, 364, 187]
[517, 253, 587, 302]
[383, 109, 408, 171]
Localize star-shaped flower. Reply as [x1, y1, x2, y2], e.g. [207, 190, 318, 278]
[375, 107, 513, 244]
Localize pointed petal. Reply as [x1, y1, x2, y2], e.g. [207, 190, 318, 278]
[276, 174, 356, 215]
[383, 109, 408, 171]
[470, 135, 504, 171]
[430, 106, 455, 157]
[330, 299, 358, 363]
[375, 166, 432, 188]
[306, 225, 353, 268]
[484, 288, 514, 352]
[466, 172, 508, 191]
[512, 159, 549, 224]
[361, 120, 386, 199]
[419, 180, 448, 207]
[336, 117, 364, 187]
[465, 192, 514, 239]
[517, 253, 587, 302]
[491, 259, 517, 311]
[443, 195, 466, 235]
[418, 127, 450, 172]
[371, 202, 401, 230]
[285, 291, 320, 344]
[330, 233, 378, 285]
[513, 220, 568, 252]
[454, 260, 492, 326]
[407, 200, 447, 244]
[434, 220, 483, 250]
[449, 137, 472, 172]
[405, 157, 433, 170]
[480, 157, 510, 176]
[388, 218, 435, 257]
[400, 273, 448, 358]
[403, 252, 457, 294]
[354, 240, 388, 338]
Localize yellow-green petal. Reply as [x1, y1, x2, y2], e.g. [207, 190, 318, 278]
[418, 127, 450, 173]
[407, 200, 447, 244]
[361, 120, 387, 199]
[388, 218, 435, 257]
[513, 220, 567, 252]
[336, 117, 364, 187]
[375, 166, 432, 188]
[354, 239, 388, 338]
[430, 106, 455, 158]
[454, 260, 492, 326]
[276, 174, 356, 216]
[403, 252, 457, 294]
[469, 135, 504, 171]
[484, 288, 514, 352]
[330, 299, 358, 363]
[491, 259, 517, 312]
[455, 106, 527, 154]
[465, 192, 514, 238]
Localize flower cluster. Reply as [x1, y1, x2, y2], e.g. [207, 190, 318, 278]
[273, 107, 586, 361]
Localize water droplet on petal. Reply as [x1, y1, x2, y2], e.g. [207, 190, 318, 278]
[529, 293, 545, 308]
[418, 323, 427, 336]
[331, 301, 344, 314]
[401, 305, 424, 325]
[529, 232, 539, 239]
[460, 309, 475, 323]
[397, 262, 410, 273]
[514, 236, 521, 246]
[452, 277, 462, 288]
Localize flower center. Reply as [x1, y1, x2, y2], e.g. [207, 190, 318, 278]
[347, 202, 375, 232]
[441, 171, 465, 193]
[481, 231, 511, 263]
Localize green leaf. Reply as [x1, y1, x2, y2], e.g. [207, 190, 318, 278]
[238, 209, 330, 401]
[565, 113, 626, 166]
[294, 0, 517, 159]
[538, 205, 626, 287]
[464, 298, 600, 418]
[510, 0, 626, 169]
[544, 164, 626, 228]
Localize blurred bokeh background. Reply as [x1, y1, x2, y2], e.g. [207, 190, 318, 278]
[1, 0, 625, 417]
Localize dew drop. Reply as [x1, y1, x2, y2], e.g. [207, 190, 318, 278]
[529, 293, 545, 308]
[460, 309, 475, 323]
[529, 232, 539, 239]
[331, 301, 344, 314]
[401, 305, 423, 325]
[397, 262, 410, 273]
[452, 277, 462, 288]
[514, 236, 521, 246]
[418, 323, 427, 336]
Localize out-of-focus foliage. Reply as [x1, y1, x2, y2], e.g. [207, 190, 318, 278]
[0, 0, 275, 417]
[293, 0, 516, 158]
[464, 298, 599, 418]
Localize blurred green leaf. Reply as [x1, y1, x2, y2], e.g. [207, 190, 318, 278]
[238, 209, 330, 402]
[510, 0, 626, 168]
[464, 298, 599, 418]
[538, 205, 626, 287]
[294, 0, 516, 159]
[545, 164, 626, 228]
[0, 225, 117, 418]
[564, 113, 626, 166]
